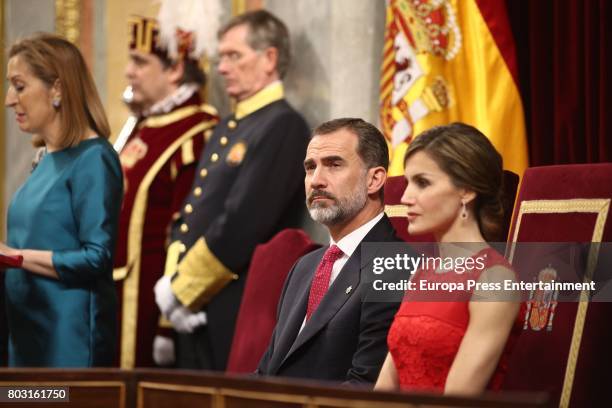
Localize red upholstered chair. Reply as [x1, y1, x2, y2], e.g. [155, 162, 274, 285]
[501, 163, 612, 407]
[226, 229, 321, 373]
[384, 171, 519, 242]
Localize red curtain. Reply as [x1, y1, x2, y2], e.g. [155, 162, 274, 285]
[507, 0, 612, 166]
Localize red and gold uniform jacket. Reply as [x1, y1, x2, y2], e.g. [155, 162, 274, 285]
[113, 93, 218, 368]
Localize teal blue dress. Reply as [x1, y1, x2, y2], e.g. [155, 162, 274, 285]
[4, 138, 123, 367]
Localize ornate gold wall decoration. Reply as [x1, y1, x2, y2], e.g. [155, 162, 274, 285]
[232, 0, 246, 15]
[232, 0, 263, 15]
[55, 0, 80, 44]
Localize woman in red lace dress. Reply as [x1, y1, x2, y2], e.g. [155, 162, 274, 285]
[375, 123, 522, 395]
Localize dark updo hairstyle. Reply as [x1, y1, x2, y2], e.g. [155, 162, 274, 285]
[404, 122, 505, 242]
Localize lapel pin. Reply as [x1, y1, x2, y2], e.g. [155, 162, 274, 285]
[346, 286, 352, 294]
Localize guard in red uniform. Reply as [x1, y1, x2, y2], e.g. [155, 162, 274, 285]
[113, 7, 220, 369]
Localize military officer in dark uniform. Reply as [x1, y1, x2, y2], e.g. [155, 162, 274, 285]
[154, 9, 310, 370]
[114, 11, 219, 369]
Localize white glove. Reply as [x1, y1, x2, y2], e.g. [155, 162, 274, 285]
[152, 335, 175, 366]
[187, 310, 207, 328]
[154, 275, 178, 318]
[168, 306, 208, 333]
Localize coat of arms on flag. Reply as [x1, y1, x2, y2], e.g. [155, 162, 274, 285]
[381, 0, 459, 147]
[380, 0, 529, 177]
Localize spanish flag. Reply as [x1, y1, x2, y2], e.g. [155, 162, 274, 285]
[380, 0, 528, 177]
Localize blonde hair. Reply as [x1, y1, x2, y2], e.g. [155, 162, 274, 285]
[9, 33, 110, 148]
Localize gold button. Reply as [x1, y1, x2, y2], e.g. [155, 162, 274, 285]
[211, 153, 219, 162]
[194, 187, 202, 196]
[180, 223, 189, 233]
[220, 136, 228, 146]
[228, 120, 237, 129]
[184, 204, 193, 214]
[200, 168, 208, 178]
[179, 243, 187, 253]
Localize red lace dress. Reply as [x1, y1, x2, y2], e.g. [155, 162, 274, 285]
[387, 248, 523, 393]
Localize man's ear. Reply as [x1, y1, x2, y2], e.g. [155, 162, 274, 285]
[262, 47, 279, 76]
[168, 60, 185, 85]
[367, 166, 387, 197]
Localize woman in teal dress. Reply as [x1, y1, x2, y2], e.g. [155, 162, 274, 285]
[1, 34, 123, 367]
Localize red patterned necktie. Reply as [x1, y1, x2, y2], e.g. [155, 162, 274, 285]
[306, 245, 344, 321]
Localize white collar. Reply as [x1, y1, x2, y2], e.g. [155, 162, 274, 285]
[144, 83, 199, 117]
[330, 212, 384, 258]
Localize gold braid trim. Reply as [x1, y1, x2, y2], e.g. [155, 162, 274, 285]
[508, 198, 610, 408]
[143, 104, 217, 128]
[200, 103, 218, 117]
[181, 138, 195, 165]
[384, 204, 407, 218]
[171, 237, 238, 311]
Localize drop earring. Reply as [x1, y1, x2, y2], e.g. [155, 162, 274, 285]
[52, 98, 61, 108]
[461, 201, 468, 220]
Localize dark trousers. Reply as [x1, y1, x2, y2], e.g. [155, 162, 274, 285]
[176, 327, 220, 370]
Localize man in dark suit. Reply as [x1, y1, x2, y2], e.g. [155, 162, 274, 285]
[257, 118, 402, 384]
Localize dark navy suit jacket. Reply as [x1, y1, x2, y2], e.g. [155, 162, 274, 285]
[256, 215, 403, 383]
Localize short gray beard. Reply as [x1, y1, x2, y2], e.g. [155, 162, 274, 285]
[307, 184, 368, 226]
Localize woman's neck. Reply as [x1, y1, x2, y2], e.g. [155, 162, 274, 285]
[39, 118, 63, 152]
[435, 217, 486, 244]
[41, 126, 97, 152]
